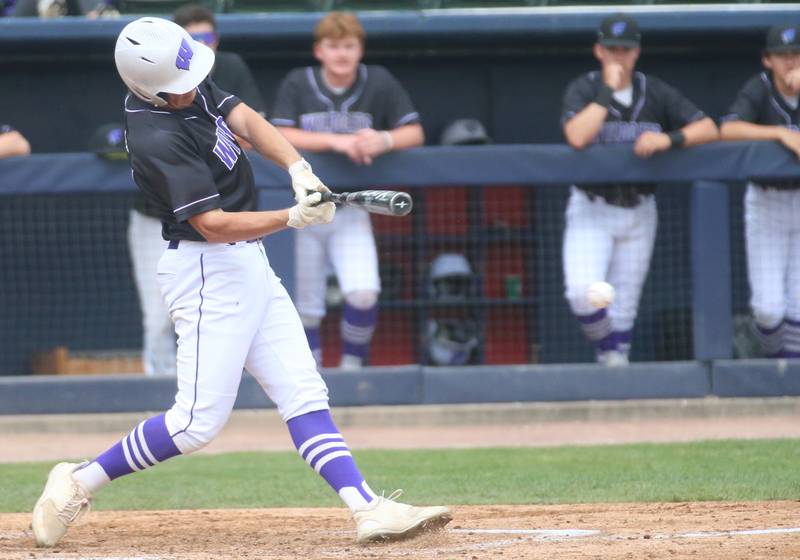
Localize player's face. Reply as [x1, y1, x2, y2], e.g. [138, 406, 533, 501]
[595, 45, 640, 74]
[313, 36, 363, 81]
[164, 90, 197, 110]
[763, 51, 800, 89]
[185, 21, 219, 51]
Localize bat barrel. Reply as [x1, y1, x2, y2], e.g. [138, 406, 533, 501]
[387, 191, 413, 216]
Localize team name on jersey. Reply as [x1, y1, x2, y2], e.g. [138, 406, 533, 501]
[300, 111, 373, 133]
[212, 116, 241, 171]
[597, 121, 662, 144]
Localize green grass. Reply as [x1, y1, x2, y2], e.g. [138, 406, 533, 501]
[4, 439, 800, 513]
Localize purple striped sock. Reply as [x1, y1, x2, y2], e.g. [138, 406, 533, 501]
[93, 413, 181, 480]
[783, 317, 800, 356]
[287, 409, 374, 509]
[341, 303, 377, 360]
[614, 330, 632, 354]
[576, 309, 616, 351]
[753, 319, 784, 358]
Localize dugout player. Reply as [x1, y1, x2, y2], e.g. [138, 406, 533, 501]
[0, 124, 30, 158]
[31, 17, 450, 548]
[271, 12, 424, 370]
[126, 4, 268, 377]
[720, 24, 800, 358]
[561, 14, 718, 366]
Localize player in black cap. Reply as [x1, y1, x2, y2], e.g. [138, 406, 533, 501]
[560, 14, 718, 366]
[720, 24, 800, 358]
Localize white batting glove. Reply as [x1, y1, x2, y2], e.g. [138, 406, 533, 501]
[287, 192, 336, 229]
[288, 159, 330, 202]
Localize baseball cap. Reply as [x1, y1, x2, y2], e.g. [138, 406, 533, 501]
[89, 123, 127, 161]
[597, 14, 641, 48]
[439, 118, 491, 146]
[765, 24, 800, 53]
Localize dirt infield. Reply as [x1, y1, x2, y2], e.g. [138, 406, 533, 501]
[1, 501, 799, 559]
[4, 402, 799, 558]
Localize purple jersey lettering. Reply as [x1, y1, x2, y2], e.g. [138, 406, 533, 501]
[212, 115, 240, 170]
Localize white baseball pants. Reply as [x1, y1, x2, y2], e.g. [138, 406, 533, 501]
[745, 183, 800, 328]
[156, 239, 329, 454]
[563, 187, 658, 332]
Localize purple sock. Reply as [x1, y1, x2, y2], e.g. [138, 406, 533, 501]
[753, 319, 784, 358]
[576, 309, 616, 352]
[341, 303, 377, 361]
[287, 409, 375, 510]
[614, 330, 632, 355]
[783, 317, 800, 357]
[93, 413, 181, 480]
[305, 326, 322, 366]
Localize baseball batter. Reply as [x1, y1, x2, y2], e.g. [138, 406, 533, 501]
[561, 14, 718, 366]
[271, 11, 424, 370]
[721, 24, 800, 358]
[31, 17, 449, 548]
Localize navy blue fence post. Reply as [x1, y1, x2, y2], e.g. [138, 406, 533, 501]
[691, 180, 733, 360]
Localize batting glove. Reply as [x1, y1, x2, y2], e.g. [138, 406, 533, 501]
[287, 192, 336, 229]
[288, 159, 330, 203]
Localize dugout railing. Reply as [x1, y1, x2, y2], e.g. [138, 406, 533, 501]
[0, 141, 798, 376]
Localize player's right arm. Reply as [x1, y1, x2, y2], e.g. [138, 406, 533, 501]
[188, 192, 333, 243]
[562, 71, 619, 150]
[720, 76, 800, 158]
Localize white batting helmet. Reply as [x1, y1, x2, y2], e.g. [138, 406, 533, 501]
[114, 17, 215, 108]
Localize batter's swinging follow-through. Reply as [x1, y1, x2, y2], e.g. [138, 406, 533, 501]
[30, 16, 450, 549]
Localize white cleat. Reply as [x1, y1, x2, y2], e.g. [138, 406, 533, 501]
[353, 490, 452, 543]
[597, 350, 630, 367]
[31, 462, 92, 547]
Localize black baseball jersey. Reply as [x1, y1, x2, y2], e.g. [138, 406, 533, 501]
[722, 71, 800, 190]
[270, 64, 420, 133]
[562, 71, 707, 201]
[124, 79, 256, 242]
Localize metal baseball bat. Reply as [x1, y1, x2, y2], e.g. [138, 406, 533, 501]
[319, 190, 413, 216]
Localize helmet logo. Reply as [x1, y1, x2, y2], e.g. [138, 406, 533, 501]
[782, 27, 797, 44]
[175, 38, 194, 71]
[611, 21, 627, 36]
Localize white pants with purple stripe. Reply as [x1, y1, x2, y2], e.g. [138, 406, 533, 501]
[156, 239, 329, 454]
[745, 184, 800, 326]
[563, 187, 657, 332]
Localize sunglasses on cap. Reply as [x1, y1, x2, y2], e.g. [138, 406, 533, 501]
[190, 31, 218, 46]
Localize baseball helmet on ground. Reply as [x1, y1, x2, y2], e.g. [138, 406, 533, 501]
[114, 17, 215, 108]
[439, 118, 491, 146]
[426, 319, 479, 366]
[429, 253, 474, 300]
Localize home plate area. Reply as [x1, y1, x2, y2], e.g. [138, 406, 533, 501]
[2, 502, 799, 559]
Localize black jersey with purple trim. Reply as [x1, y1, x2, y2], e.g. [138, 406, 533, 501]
[124, 79, 256, 241]
[722, 71, 800, 190]
[270, 64, 420, 133]
[562, 71, 706, 196]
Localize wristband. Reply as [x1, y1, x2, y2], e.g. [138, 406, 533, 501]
[288, 158, 312, 177]
[595, 85, 614, 108]
[380, 130, 394, 151]
[667, 130, 686, 149]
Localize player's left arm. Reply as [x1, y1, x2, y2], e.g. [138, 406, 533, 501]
[226, 102, 330, 201]
[353, 67, 425, 163]
[226, 102, 304, 170]
[634, 80, 718, 158]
